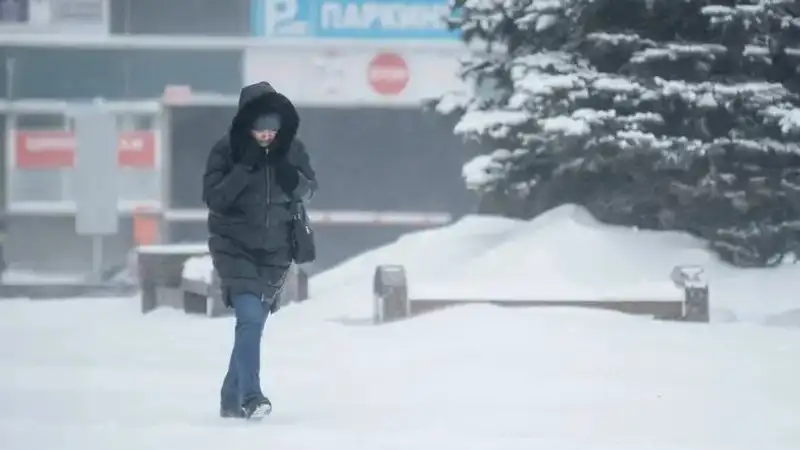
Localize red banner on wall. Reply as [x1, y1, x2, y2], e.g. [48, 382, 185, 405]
[14, 130, 157, 168]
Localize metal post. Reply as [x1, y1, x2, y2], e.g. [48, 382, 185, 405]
[157, 104, 171, 244]
[90, 235, 104, 282]
[373, 265, 409, 323]
[5, 57, 15, 101]
[670, 265, 710, 323]
[72, 107, 119, 281]
[3, 57, 14, 213]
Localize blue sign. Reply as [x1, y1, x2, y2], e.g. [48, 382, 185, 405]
[251, 0, 459, 40]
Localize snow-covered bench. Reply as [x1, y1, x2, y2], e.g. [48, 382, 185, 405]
[138, 243, 309, 317]
[137, 243, 210, 314]
[372, 264, 709, 324]
[181, 254, 309, 317]
[180, 255, 225, 316]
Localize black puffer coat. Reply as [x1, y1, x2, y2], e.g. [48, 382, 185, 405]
[202, 82, 317, 307]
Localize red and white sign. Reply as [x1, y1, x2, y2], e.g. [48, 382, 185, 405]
[367, 52, 410, 96]
[14, 130, 157, 169]
[245, 46, 462, 106]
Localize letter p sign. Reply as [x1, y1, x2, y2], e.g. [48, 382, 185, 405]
[263, 0, 308, 36]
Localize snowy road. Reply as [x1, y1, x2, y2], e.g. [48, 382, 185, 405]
[1, 296, 799, 450]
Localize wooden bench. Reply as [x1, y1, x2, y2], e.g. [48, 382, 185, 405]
[372, 264, 710, 324]
[137, 243, 210, 314]
[180, 264, 310, 317]
[136, 244, 308, 317]
[138, 243, 310, 317]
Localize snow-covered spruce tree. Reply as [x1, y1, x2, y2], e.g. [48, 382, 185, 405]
[431, 0, 800, 267]
[580, 0, 800, 266]
[430, 0, 624, 218]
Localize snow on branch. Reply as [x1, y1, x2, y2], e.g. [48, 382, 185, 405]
[462, 149, 515, 190]
[651, 78, 793, 109]
[454, 109, 531, 138]
[710, 136, 800, 154]
[630, 43, 728, 64]
[764, 105, 800, 133]
[433, 89, 472, 115]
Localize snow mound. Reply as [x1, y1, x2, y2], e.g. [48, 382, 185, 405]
[416, 204, 711, 302]
[306, 214, 523, 318]
[304, 204, 800, 325]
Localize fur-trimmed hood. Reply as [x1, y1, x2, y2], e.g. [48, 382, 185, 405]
[229, 81, 299, 162]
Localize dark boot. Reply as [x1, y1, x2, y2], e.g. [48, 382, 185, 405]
[242, 396, 272, 420]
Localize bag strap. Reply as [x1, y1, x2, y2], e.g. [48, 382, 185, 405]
[290, 197, 307, 221]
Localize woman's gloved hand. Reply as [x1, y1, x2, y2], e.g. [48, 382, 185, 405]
[239, 143, 265, 171]
[273, 160, 300, 194]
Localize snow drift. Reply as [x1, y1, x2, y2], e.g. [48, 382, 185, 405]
[302, 204, 800, 324]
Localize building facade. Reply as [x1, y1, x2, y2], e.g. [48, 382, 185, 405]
[1, 0, 477, 275]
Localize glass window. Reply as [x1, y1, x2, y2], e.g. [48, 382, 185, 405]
[7, 111, 161, 211]
[110, 0, 250, 36]
[0, 47, 242, 100]
[16, 114, 65, 130]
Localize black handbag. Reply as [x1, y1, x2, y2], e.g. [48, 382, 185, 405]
[290, 200, 316, 264]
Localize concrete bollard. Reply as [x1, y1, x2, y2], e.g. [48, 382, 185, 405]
[670, 264, 710, 323]
[373, 265, 410, 324]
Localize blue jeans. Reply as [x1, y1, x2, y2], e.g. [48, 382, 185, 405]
[220, 292, 270, 409]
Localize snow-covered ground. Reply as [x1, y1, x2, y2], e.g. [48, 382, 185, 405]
[1, 269, 86, 284]
[1, 296, 799, 450]
[3, 204, 800, 449]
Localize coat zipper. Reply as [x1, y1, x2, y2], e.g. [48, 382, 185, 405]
[264, 164, 272, 247]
